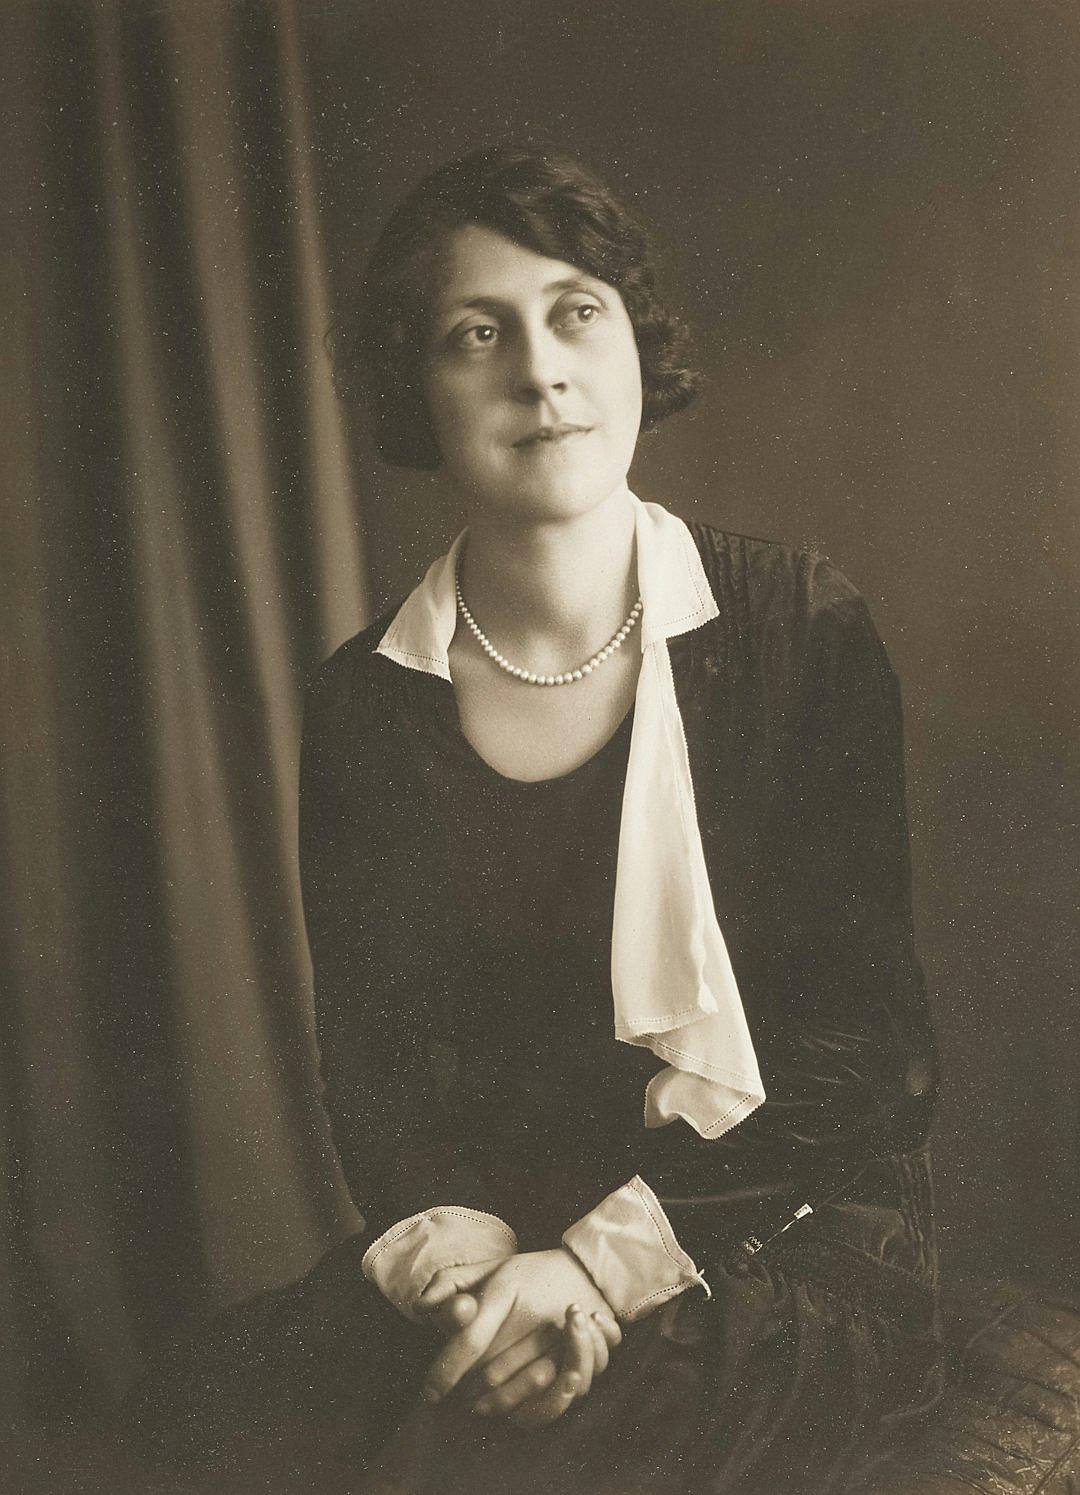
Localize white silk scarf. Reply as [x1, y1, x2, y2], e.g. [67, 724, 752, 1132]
[375, 493, 765, 1139]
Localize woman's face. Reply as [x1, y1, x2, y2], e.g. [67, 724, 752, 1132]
[420, 224, 643, 524]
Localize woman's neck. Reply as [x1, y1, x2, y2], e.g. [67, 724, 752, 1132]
[457, 485, 638, 667]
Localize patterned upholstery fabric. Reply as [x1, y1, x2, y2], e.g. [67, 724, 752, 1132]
[850, 1282, 1080, 1494]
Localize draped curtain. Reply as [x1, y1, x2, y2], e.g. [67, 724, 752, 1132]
[2, 0, 364, 1434]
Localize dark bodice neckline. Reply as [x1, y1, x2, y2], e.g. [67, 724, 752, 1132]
[405, 668, 636, 793]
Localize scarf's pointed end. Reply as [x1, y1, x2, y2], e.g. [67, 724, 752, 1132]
[644, 1067, 766, 1138]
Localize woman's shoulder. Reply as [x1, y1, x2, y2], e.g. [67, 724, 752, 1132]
[686, 520, 867, 635]
[683, 520, 899, 722]
[302, 603, 404, 727]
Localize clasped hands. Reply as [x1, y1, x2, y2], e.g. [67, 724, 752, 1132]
[412, 1247, 622, 1428]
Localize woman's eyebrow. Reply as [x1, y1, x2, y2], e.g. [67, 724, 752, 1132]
[442, 276, 601, 316]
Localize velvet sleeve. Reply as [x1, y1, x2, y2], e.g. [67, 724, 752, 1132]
[298, 644, 522, 1256]
[627, 559, 940, 1267]
[297, 649, 394, 1246]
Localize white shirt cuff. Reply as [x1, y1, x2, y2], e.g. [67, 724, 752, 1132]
[360, 1207, 517, 1321]
[561, 1175, 711, 1323]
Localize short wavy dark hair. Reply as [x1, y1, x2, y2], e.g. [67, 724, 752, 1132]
[331, 146, 702, 469]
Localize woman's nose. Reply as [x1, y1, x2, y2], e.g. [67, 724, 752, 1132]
[512, 325, 568, 400]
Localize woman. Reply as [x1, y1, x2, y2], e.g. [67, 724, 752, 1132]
[125, 146, 942, 1493]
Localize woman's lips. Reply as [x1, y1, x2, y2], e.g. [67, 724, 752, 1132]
[513, 424, 592, 448]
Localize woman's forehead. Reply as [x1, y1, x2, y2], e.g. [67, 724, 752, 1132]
[428, 224, 604, 317]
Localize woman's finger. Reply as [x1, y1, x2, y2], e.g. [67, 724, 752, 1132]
[501, 1306, 599, 1426]
[506, 1367, 582, 1429]
[421, 1288, 514, 1403]
[592, 1311, 622, 1349]
[587, 1316, 609, 1376]
[473, 1303, 591, 1418]
[476, 1326, 558, 1391]
[416, 1260, 500, 1311]
[563, 1306, 596, 1398]
[473, 1355, 560, 1416]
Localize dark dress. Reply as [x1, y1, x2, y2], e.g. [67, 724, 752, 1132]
[122, 525, 943, 1493]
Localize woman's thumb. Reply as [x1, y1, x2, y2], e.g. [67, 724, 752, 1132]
[418, 1261, 490, 1308]
[420, 1292, 478, 1335]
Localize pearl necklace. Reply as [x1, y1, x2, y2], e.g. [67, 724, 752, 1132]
[455, 570, 643, 686]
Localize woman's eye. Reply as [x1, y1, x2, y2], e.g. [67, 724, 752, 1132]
[561, 302, 601, 329]
[455, 323, 499, 349]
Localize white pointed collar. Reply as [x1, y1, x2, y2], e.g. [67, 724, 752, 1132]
[375, 490, 718, 676]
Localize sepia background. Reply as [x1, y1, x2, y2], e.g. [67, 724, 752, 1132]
[3, 0, 1078, 1460]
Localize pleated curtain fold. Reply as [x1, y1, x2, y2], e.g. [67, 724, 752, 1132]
[1, 0, 365, 1425]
